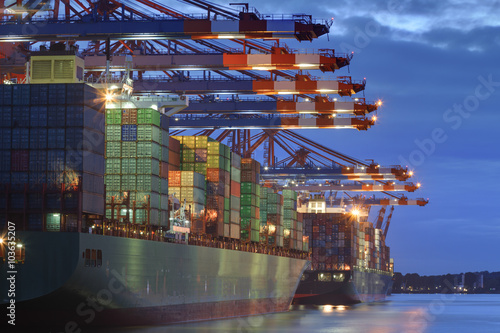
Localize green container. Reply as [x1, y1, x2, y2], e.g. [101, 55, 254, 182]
[105, 158, 121, 174]
[137, 142, 161, 159]
[251, 230, 260, 242]
[260, 211, 267, 225]
[283, 219, 293, 229]
[267, 192, 278, 204]
[194, 163, 207, 176]
[180, 162, 195, 171]
[260, 186, 269, 199]
[241, 182, 256, 195]
[230, 167, 241, 182]
[207, 155, 224, 169]
[106, 125, 121, 141]
[224, 158, 231, 171]
[224, 198, 230, 210]
[283, 199, 295, 209]
[240, 218, 251, 229]
[260, 198, 267, 207]
[224, 210, 230, 224]
[137, 158, 160, 176]
[241, 206, 255, 218]
[182, 149, 195, 162]
[106, 141, 121, 157]
[121, 158, 136, 174]
[105, 175, 120, 191]
[138, 108, 161, 126]
[283, 189, 297, 200]
[241, 230, 250, 241]
[106, 109, 121, 124]
[241, 194, 256, 207]
[121, 175, 136, 190]
[137, 125, 160, 142]
[207, 141, 224, 155]
[267, 204, 279, 214]
[256, 184, 261, 197]
[251, 218, 260, 231]
[283, 209, 295, 220]
[136, 175, 160, 191]
[120, 142, 136, 157]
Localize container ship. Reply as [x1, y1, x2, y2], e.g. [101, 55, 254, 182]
[292, 195, 394, 305]
[0, 53, 309, 328]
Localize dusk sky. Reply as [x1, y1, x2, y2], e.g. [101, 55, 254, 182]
[249, 0, 500, 276]
[164, 0, 500, 275]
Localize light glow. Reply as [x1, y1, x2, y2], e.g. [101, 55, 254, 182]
[296, 63, 316, 68]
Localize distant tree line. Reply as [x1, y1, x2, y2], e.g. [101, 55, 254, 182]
[392, 271, 500, 294]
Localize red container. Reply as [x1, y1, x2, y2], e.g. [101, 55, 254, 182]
[121, 109, 138, 124]
[169, 137, 181, 153]
[207, 168, 225, 182]
[230, 180, 240, 197]
[168, 171, 181, 186]
[168, 151, 181, 168]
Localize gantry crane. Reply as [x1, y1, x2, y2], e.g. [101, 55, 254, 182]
[0, 0, 428, 234]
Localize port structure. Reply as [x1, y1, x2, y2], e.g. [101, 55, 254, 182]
[0, 0, 426, 229]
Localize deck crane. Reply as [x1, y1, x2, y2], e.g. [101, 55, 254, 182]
[290, 181, 421, 192]
[383, 206, 395, 237]
[322, 195, 429, 207]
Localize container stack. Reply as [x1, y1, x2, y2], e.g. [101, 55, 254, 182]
[240, 158, 261, 242]
[282, 189, 300, 250]
[168, 170, 205, 231]
[104, 108, 169, 226]
[259, 187, 283, 247]
[168, 137, 181, 171]
[0, 83, 105, 231]
[206, 140, 231, 237]
[170, 136, 239, 238]
[301, 212, 392, 272]
[229, 152, 241, 239]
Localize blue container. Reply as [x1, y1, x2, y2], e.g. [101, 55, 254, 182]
[66, 105, 84, 126]
[0, 151, 10, 172]
[28, 214, 43, 231]
[121, 125, 137, 141]
[30, 128, 47, 149]
[0, 106, 12, 126]
[31, 84, 48, 105]
[48, 84, 66, 105]
[12, 128, 29, 149]
[0, 128, 11, 149]
[29, 151, 47, 172]
[12, 106, 29, 127]
[48, 105, 66, 127]
[0, 172, 10, 184]
[47, 150, 65, 172]
[2, 85, 12, 105]
[30, 106, 48, 127]
[11, 172, 29, 186]
[48, 128, 65, 149]
[10, 193, 25, 209]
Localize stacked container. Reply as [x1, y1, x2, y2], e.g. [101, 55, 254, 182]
[168, 137, 181, 171]
[170, 136, 239, 239]
[259, 187, 283, 246]
[240, 158, 261, 242]
[0, 83, 105, 231]
[206, 140, 232, 237]
[168, 170, 205, 231]
[104, 108, 169, 226]
[229, 152, 241, 239]
[301, 212, 391, 272]
[282, 189, 303, 250]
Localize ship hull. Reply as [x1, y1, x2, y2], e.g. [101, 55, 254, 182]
[293, 269, 393, 305]
[1, 232, 307, 328]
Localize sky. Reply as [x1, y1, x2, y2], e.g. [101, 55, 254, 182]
[152, 0, 500, 275]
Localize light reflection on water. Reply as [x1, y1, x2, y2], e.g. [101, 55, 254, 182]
[8, 294, 499, 333]
[87, 294, 500, 333]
